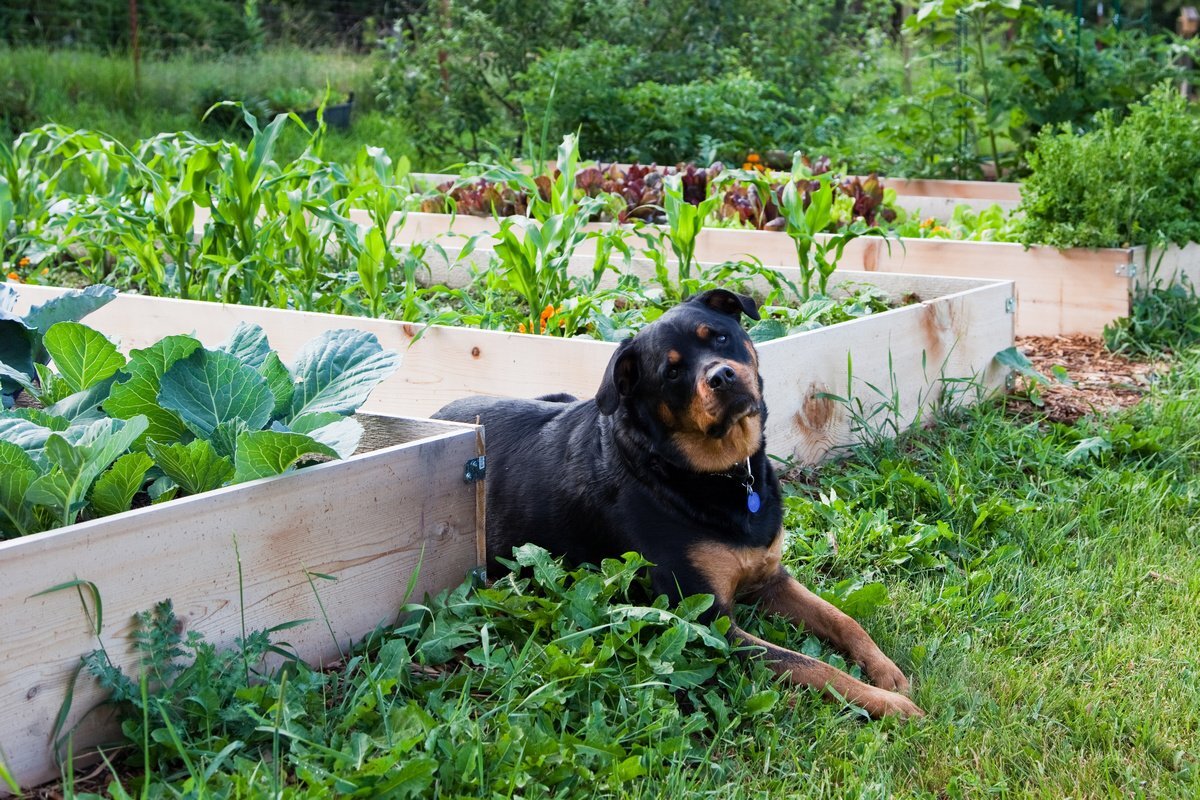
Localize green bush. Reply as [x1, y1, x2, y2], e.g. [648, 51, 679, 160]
[1018, 83, 1200, 249]
[0, 0, 263, 52]
[374, 0, 891, 164]
[518, 46, 799, 164]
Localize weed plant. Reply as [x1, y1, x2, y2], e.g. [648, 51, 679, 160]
[1104, 281, 1200, 359]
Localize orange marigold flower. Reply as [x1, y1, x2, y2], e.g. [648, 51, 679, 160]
[6, 271, 21, 282]
[746, 153, 761, 163]
[931, 225, 950, 235]
[518, 322, 527, 334]
[18, 257, 30, 267]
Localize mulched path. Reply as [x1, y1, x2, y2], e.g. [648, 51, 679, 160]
[1005, 335, 1166, 424]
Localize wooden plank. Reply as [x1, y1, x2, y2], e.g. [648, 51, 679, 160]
[758, 281, 1012, 463]
[1136, 243, 1200, 292]
[9, 286, 618, 418]
[0, 415, 481, 791]
[10, 279, 1012, 465]
[883, 178, 1022, 202]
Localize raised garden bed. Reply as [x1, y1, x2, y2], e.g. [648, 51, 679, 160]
[11, 273, 1015, 467]
[358, 209, 1197, 337]
[0, 292, 485, 790]
[1, 411, 482, 791]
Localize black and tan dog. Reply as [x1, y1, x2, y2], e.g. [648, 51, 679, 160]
[433, 289, 923, 718]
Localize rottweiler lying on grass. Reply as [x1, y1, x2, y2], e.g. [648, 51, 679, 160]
[434, 289, 923, 718]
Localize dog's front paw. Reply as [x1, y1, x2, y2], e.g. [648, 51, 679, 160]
[865, 657, 912, 694]
[862, 688, 925, 720]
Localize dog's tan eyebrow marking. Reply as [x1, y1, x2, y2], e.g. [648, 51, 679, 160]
[696, 324, 711, 340]
[667, 349, 682, 364]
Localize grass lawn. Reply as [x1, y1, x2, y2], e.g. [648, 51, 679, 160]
[0, 46, 414, 167]
[39, 345, 1200, 799]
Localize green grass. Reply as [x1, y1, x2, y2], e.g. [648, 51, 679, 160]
[54, 353, 1200, 798]
[0, 45, 414, 166]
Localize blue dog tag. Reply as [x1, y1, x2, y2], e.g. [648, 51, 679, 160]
[747, 491, 761, 514]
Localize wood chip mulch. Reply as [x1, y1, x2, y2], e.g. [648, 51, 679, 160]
[1005, 335, 1167, 424]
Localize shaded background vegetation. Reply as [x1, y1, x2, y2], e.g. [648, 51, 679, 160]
[1, 1, 1197, 175]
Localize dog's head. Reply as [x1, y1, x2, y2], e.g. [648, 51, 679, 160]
[595, 289, 765, 472]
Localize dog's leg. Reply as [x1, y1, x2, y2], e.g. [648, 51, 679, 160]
[658, 562, 922, 719]
[727, 621, 923, 719]
[750, 568, 915, 696]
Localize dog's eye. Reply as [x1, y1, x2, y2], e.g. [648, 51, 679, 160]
[715, 333, 729, 345]
[665, 366, 681, 380]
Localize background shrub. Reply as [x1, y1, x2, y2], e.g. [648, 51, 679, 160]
[1018, 82, 1200, 249]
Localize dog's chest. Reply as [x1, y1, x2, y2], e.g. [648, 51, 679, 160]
[688, 529, 784, 601]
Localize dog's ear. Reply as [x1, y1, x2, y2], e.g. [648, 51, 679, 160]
[595, 338, 640, 415]
[692, 288, 760, 321]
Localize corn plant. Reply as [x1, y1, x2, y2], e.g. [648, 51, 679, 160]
[778, 162, 892, 301]
[662, 173, 721, 288]
[480, 134, 630, 334]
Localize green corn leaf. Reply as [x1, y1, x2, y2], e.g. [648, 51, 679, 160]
[232, 430, 339, 483]
[42, 322, 126, 394]
[286, 330, 400, 421]
[158, 348, 274, 439]
[147, 439, 234, 496]
[90, 451, 155, 517]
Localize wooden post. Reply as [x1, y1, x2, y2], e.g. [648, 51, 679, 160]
[1179, 7, 1199, 100]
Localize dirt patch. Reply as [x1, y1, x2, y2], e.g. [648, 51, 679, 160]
[1006, 335, 1166, 424]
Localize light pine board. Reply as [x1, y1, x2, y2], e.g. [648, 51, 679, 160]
[0, 415, 481, 791]
[11, 277, 1013, 464]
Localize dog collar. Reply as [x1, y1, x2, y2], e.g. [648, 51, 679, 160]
[718, 457, 761, 514]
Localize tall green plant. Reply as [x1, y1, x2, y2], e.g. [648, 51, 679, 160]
[778, 168, 890, 301]
[662, 173, 721, 289]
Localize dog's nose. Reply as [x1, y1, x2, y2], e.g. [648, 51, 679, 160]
[706, 364, 737, 390]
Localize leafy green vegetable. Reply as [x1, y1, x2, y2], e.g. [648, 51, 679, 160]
[90, 451, 155, 516]
[158, 348, 275, 439]
[232, 430, 339, 483]
[0, 288, 400, 538]
[286, 329, 401, 421]
[0, 285, 115, 404]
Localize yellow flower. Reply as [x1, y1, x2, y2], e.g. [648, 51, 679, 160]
[518, 322, 527, 334]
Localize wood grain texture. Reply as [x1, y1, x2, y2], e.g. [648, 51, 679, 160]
[11, 278, 1012, 464]
[0, 415, 481, 791]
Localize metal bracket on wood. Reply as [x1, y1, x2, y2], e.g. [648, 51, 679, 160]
[1005, 296, 1017, 313]
[463, 456, 486, 483]
[1115, 263, 1138, 278]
